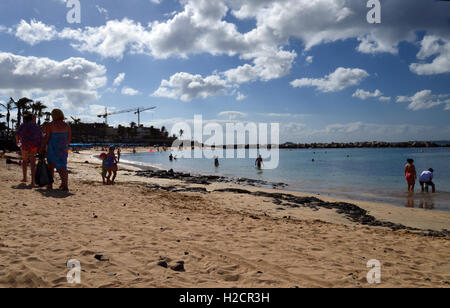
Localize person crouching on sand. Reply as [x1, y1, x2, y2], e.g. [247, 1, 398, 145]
[420, 168, 436, 193]
[405, 158, 417, 193]
[99, 153, 108, 185]
[105, 146, 118, 185]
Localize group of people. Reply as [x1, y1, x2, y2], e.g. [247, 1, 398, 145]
[15, 109, 71, 191]
[99, 146, 119, 185]
[404, 158, 436, 193]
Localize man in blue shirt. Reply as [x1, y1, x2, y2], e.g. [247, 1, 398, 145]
[419, 168, 435, 193]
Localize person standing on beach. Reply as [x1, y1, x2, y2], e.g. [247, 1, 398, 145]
[15, 113, 43, 186]
[117, 147, 121, 162]
[105, 146, 118, 185]
[419, 168, 435, 193]
[40, 109, 71, 191]
[405, 158, 417, 193]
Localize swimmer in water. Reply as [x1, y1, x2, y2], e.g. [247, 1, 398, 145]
[255, 155, 263, 169]
[214, 156, 219, 168]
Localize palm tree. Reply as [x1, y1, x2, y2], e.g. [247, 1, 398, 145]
[0, 98, 17, 133]
[13, 97, 33, 128]
[31, 101, 47, 125]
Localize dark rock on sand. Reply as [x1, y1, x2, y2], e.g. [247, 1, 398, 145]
[94, 254, 109, 262]
[157, 261, 168, 268]
[170, 261, 185, 272]
[136, 169, 287, 188]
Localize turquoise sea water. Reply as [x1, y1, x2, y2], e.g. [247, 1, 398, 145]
[122, 148, 450, 211]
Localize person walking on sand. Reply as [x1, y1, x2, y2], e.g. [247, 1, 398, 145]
[40, 109, 71, 191]
[105, 146, 118, 185]
[255, 155, 263, 169]
[405, 158, 417, 193]
[15, 113, 43, 186]
[419, 168, 436, 193]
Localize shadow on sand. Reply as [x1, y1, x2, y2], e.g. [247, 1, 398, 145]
[35, 188, 74, 199]
[11, 183, 34, 190]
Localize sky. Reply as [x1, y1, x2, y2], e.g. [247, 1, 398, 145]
[0, 0, 449, 143]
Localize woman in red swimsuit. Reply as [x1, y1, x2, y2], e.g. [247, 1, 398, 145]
[405, 158, 417, 193]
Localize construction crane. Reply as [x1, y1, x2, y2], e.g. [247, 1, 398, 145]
[98, 106, 156, 126]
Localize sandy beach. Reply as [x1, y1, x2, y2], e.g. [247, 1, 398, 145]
[0, 149, 449, 288]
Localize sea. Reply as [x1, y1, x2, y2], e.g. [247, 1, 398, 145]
[122, 147, 450, 211]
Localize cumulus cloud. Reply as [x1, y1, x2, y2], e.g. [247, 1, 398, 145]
[352, 89, 382, 100]
[410, 35, 450, 75]
[0, 52, 106, 109]
[15, 19, 57, 46]
[8, 1, 450, 62]
[5, 0, 450, 106]
[153, 72, 229, 101]
[121, 87, 141, 96]
[396, 90, 450, 111]
[291, 68, 369, 93]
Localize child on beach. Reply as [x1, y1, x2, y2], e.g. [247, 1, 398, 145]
[105, 147, 118, 185]
[99, 153, 108, 185]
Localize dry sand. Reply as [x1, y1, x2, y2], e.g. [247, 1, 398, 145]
[0, 150, 449, 288]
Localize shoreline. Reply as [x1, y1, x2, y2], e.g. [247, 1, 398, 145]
[119, 150, 450, 213]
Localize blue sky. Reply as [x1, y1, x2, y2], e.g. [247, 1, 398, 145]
[0, 0, 449, 143]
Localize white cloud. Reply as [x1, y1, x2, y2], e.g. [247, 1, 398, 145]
[153, 72, 229, 101]
[0, 52, 106, 110]
[305, 56, 313, 64]
[291, 67, 369, 93]
[113, 73, 125, 86]
[352, 89, 382, 100]
[410, 35, 450, 75]
[96, 5, 109, 19]
[218, 111, 247, 120]
[258, 113, 310, 119]
[121, 87, 141, 96]
[236, 92, 247, 101]
[15, 19, 57, 46]
[378, 96, 391, 102]
[396, 90, 450, 111]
